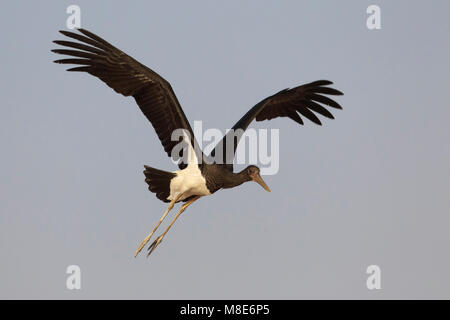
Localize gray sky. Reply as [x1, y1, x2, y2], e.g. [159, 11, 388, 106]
[1, 1, 449, 299]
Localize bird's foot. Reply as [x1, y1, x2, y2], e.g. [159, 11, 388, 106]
[135, 235, 153, 257]
[147, 235, 164, 257]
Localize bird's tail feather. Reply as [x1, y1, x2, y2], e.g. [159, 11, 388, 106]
[143, 165, 175, 203]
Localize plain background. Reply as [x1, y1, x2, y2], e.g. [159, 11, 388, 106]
[1, 1, 449, 299]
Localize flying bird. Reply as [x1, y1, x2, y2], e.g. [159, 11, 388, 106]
[52, 28, 343, 258]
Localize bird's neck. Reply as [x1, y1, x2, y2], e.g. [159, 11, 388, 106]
[222, 169, 251, 189]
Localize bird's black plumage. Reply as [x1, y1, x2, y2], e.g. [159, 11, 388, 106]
[52, 28, 204, 169]
[53, 28, 343, 175]
[143, 165, 176, 203]
[211, 81, 343, 171]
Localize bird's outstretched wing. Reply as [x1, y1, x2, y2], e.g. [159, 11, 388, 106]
[211, 80, 343, 171]
[52, 28, 204, 169]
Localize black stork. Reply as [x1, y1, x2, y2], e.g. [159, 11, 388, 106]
[52, 28, 343, 258]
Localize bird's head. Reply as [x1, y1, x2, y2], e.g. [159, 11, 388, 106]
[245, 165, 271, 192]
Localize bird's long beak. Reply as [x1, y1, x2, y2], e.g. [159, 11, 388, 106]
[252, 173, 271, 192]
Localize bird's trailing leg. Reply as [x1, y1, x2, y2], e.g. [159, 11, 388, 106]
[147, 195, 201, 257]
[134, 193, 183, 257]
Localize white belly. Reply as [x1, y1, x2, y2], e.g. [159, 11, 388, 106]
[167, 165, 211, 201]
[167, 129, 211, 201]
